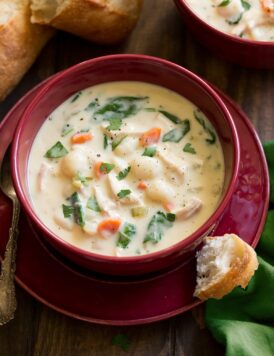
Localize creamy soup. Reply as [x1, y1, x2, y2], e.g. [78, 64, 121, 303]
[187, 0, 274, 41]
[28, 82, 224, 257]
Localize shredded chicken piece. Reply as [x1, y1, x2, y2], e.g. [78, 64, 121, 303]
[174, 197, 202, 220]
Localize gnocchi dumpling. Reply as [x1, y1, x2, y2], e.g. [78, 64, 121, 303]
[146, 179, 175, 204]
[61, 147, 89, 177]
[130, 156, 162, 180]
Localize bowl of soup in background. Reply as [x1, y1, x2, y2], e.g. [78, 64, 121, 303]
[11, 54, 240, 276]
[174, 0, 274, 69]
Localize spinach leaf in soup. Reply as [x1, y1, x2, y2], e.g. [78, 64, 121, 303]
[159, 110, 182, 124]
[144, 211, 175, 244]
[193, 109, 216, 145]
[117, 223, 136, 249]
[45, 141, 68, 159]
[162, 119, 190, 143]
[62, 192, 85, 227]
[87, 196, 101, 212]
[116, 166, 131, 180]
[93, 96, 148, 121]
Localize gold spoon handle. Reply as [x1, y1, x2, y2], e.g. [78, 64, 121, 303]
[0, 199, 20, 325]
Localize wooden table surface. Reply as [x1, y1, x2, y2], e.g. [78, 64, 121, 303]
[0, 1, 273, 355]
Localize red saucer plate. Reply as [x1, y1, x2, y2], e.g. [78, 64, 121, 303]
[0, 79, 269, 325]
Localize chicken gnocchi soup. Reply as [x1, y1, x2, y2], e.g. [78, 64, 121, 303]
[28, 82, 224, 257]
[187, 0, 274, 41]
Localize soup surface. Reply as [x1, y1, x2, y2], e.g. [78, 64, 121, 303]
[28, 81, 224, 257]
[187, 0, 274, 41]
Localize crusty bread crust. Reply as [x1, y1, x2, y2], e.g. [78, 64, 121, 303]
[194, 234, 259, 300]
[30, 0, 143, 45]
[0, 0, 55, 101]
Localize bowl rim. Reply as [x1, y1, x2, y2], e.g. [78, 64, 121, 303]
[11, 54, 240, 264]
[175, 0, 274, 47]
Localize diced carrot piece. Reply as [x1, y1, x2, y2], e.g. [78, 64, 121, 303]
[164, 202, 174, 212]
[140, 127, 161, 146]
[94, 162, 103, 179]
[71, 132, 93, 144]
[137, 181, 148, 190]
[97, 218, 121, 238]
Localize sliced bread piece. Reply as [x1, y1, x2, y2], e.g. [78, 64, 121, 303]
[0, 0, 55, 101]
[194, 234, 259, 300]
[30, 0, 144, 44]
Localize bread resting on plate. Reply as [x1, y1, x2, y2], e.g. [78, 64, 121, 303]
[30, 0, 144, 44]
[194, 234, 259, 300]
[0, 0, 55, 101]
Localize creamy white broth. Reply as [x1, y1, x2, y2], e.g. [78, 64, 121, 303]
[187, 0, 274, 41]
[28, 81, 224, 257]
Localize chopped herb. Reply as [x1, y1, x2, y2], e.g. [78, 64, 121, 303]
[79, 128, 90, 133]
[193, 109, 216, 144]
[94, 96, 148, 121]
[117, 223, 136, 248]
[107, 118, 122, 131]
[116, 166, 131, 180]
[84, 101, 98, 112]
[144, 211, 175, 244]
[61, 124, 74, 137]
[226, 13, 243, 25]
[100, 163, 115, 174]
[62, 204, 74, 218]
[112, 136, 127, 151]
[104, 134, 109, 149]
[87, 196, 101, 212]
[241, 0, 251, 10]
[218, 0, 231, 6]
[144, 107, 157, 112]
[71, 91, 82, 103]
[117, 189, 131, 199]
[131, 206, 148, 217]
[162, 119, 190, 143]
[142, 146, 157, 157]
[183, 143, 196, 154]
[70, 192, 85, 227]
[45, 141, 68, 158]
[159, 110, 182, 124]
[112, 334, 130, 351]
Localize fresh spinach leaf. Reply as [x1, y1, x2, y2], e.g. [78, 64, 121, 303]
[45, 141, 68, 158]
[107, 118, 122, 131]
[116, 167, 131, 180]
[193, 109, 216, 144]
[162, 120, 190, 143]
[117, 223, 136, 248]
[71, 91, 82, 103]
[100, 163, 115, 174]
[112, 136, 127, 151]
[144, 211, 175, 244]
[142, 146, 157, 157]
[159, 110, 182, 124]
[62, 204, 74, 218]
[183, 143, 196, 154]
[70, 192, 85, 227]
[87, 196, 101, 212]
[103, 134, 109, 149]
[117, 189, 131, 199]
[218, 0, 231, 6]
[94, 96, 148, 121]
[241, 0, 251, 10]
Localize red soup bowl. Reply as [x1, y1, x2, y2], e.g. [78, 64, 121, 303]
[174, 0, 274, 69]
[11, 54, 240, 276]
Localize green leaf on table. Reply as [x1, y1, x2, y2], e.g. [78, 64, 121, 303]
[112, 334, 130, 351]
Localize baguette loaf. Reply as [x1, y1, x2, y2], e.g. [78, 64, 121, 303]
[30, 0, 144, 45]
[0, 0, 55, 101]
[194, 234, 259, 300]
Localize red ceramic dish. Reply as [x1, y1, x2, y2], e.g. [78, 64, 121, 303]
[11, 54, 240, 276]
[174, 0, 274, 69]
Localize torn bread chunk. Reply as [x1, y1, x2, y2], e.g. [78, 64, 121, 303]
[194, 234, 259, 300]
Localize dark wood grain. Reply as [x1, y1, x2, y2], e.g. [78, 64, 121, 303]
[0, 0, 273, 355]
